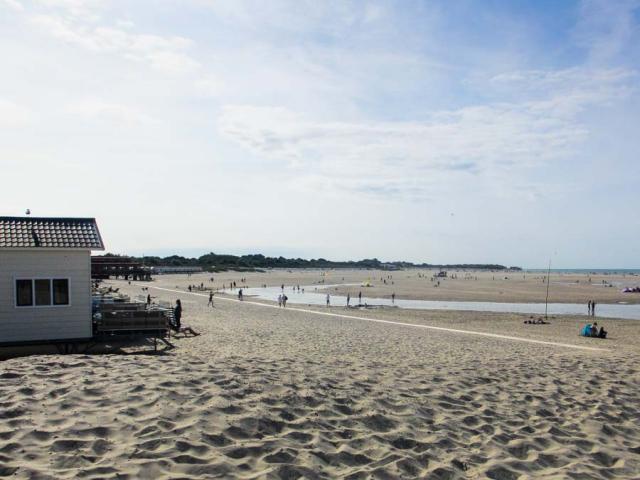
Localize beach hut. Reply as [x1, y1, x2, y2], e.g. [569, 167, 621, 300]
[0, 216, 104, 344]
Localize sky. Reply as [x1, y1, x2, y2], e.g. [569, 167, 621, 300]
[1, 0, 639, 268]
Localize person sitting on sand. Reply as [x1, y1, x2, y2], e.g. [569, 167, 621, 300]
[171, 308, 200, 337]
[524, 317, 549, 325]
[591, 322, 599, 337]
[581, 323, 594, 337]
[598, 325, 607, 339]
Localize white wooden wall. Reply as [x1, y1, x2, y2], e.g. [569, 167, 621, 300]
[0, 250, 92, 342]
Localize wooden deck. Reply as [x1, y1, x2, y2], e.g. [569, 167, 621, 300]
[0, 303, 175, 355]
[95, 304, 169, 332]
[92, 303, 174, 350]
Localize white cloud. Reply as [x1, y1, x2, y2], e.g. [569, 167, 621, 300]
[0, 99, 31, 127]
[574, 0, 640, 63]
[115, 18, 135, 29]
[66, 98, 156, 125]
[30, 14, 201, 74]
[194, 0, 379, 36]
[35, 0, 105, 21]
[491, 68, 637, 117]
[218, 67, 635, 198]
[195, 75, 224, 97]
[2, 0, 23, 11]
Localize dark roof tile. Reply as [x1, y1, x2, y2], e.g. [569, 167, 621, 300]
[0, 217, 104, 250]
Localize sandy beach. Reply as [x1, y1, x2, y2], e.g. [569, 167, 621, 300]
[212, 268, 640, 305]
[5, 0, 640, 477]
[1, 270, 640, 479]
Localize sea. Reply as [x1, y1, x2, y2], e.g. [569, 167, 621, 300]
[525, 269, 640, 275]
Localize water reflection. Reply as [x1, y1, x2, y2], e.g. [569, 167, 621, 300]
[234, 284, 640, 320]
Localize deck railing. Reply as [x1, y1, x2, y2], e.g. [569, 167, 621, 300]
[94, 303, 171, 335]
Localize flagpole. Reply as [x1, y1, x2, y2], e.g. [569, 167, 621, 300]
[544, 258, 551, 320]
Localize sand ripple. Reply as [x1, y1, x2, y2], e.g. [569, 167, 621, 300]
[2, 277, 640, 478]
[1, 349, 639, 479]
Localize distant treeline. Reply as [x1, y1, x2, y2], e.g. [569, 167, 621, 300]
[103, 253, 516, 272]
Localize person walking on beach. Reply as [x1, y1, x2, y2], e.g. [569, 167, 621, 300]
[147, 294, 151, 306]
[238, 289, 243, 301]
[278, 294, 282, 307]
[173, 299, 182, 332]
[588, 300, 592, 316]
[283, 295, 288, 308]
[326, 293, 330, 307]
[391, 292, 395, 304]
[592, 300, 596, 317]
[358, 291, 362, 304]
[208, 291, 214, 307]
[347, 293, 350, 307]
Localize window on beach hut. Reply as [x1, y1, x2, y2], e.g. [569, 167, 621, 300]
[16, 280, 33, 306]
[15, 278, 70, 307]
[35, 279, 51, 306]
[53, 279, 69, 305]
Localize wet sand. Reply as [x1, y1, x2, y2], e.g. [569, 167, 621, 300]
[1, 271, 639, 479]
[210, 268, 640, 304]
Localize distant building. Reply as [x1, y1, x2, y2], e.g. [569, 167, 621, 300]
[380, 263, 401, 271]
[91, 255, 151, 280]
[152, 266, 203, 274]
[0, 217, 104, 344]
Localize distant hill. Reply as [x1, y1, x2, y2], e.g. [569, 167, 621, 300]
[102, 253, 515, 272]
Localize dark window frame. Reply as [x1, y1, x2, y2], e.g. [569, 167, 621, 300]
[34, 279, 51, 306]
[52, 279, 70, 306]
[15, 279, 33, 307]
[14, 278, 71, 308]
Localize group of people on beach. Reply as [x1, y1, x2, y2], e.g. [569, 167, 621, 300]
[581, 321, 607, 339]
[346, 291, 363, 307]
[587, 300, 597, 316]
